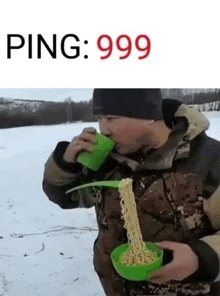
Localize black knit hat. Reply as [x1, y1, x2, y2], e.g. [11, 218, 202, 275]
[93, 89, 163, 120]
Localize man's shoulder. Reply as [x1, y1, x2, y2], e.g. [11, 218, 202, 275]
[192, 133, 220, 182]
[196, 133, 220, 153]
[206, 134, 220, 146]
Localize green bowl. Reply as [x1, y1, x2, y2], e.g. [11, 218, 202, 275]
[111, 242, 163, 281]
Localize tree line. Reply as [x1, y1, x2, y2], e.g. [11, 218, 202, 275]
[181, 89, 220, 106]
[0, 98, 97, 129]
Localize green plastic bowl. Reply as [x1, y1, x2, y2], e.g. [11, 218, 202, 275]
[111, 242, 163, 281]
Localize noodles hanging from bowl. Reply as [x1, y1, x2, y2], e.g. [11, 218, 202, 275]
[118, 178, 157, 266]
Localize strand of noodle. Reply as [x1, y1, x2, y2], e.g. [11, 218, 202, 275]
[118, 178, 156, 266]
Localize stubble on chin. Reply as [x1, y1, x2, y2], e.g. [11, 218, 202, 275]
[115, 145, 140, 156]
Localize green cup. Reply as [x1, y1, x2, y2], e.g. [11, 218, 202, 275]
[77, 133, 115, 171]
[111, 242, 163, 281]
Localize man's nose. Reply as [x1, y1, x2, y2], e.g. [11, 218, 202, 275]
[99, 121, 112, 136]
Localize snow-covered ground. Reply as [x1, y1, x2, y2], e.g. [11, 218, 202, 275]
[0, 122, 104, 296]
[1, 112, 220, 296]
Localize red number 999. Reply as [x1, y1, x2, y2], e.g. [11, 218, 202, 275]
[97, 34, 151, 60]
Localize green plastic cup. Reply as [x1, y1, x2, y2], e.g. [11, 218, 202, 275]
[77, 133, 115, 171]
[111, 242, 163, 281]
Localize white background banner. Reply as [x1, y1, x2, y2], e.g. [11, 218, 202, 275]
[0, 0, 219, 87]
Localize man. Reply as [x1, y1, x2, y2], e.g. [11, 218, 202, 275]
[43, 89, 220, 295]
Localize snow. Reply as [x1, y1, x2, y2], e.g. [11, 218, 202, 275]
[0, 122, 104, 296]
[1, 113, 220, 296]
[202, 111, 220, 140]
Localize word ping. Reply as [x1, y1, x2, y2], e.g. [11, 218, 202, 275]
[7, 34, 88, 59]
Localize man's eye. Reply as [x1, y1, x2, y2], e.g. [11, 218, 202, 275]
[98, 115, 120, 122]
[106, 116, 119, 120]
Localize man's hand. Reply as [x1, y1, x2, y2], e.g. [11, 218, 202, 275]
[150, 241, 199, 284]
[63, 127, 97, 163]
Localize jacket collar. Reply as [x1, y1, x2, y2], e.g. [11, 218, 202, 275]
[111, 127, 190, 172]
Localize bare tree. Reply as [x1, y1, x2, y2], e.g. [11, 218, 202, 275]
[64, 97, 73, 122]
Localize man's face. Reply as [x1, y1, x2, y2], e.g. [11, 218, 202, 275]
[98, 115, 157, 155]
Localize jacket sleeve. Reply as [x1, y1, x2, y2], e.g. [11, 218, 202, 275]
[200, 185, 220, 281]
[185, 186, 220, 284]
[42, 141, 96, 209]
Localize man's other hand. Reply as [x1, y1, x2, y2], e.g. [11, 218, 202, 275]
[150, 241, 199, 283]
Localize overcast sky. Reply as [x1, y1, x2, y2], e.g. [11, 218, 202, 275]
[0, 89, 93, 102]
